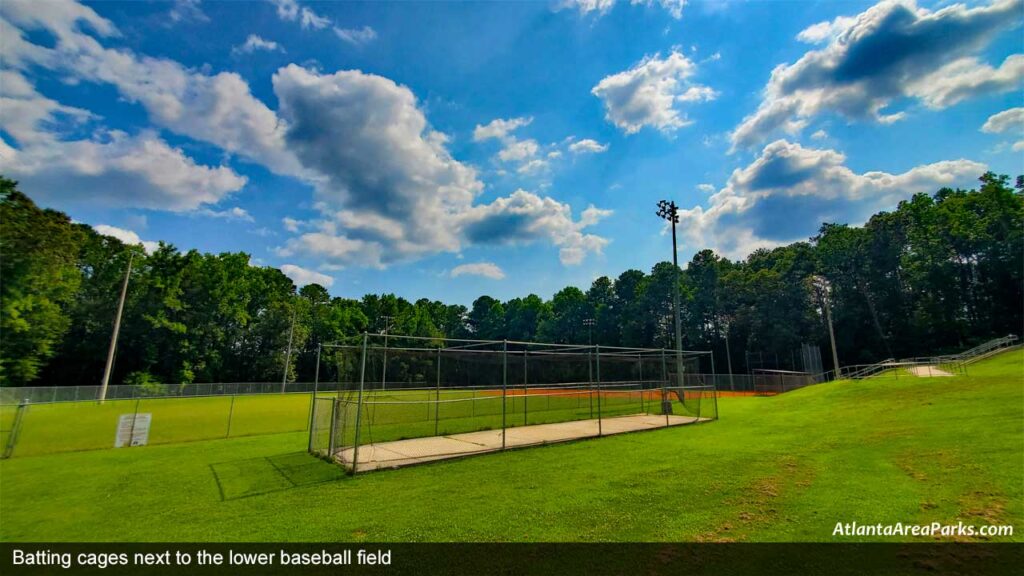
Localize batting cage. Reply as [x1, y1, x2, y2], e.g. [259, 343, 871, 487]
[309, 333, 716, 473]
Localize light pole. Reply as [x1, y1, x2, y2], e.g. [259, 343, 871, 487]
[656, 200, 685, 387]
[812, 276, 841, 378]
[99, 251, 134, 402]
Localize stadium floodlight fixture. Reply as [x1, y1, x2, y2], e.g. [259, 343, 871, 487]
[583, 318, 596, 345]
[656, 200, 685, 387]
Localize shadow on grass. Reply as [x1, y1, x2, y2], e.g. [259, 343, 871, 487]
[210, 452, 346, 501]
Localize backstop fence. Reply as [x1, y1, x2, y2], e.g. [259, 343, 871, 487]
[308, 334, 718, 473]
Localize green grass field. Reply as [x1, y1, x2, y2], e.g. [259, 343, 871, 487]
[1, 349, 1020, 542]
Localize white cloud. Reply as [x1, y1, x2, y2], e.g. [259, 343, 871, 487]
[592, 50, 716, 135]
[93, 225, 160, 254]
[271, 66, 610, 268]
[811, 129, 828, 140]
[280, 263, 334, 287]
[0, 69, 246, 211]
[907, 55, 1024, 110]
[498, 139, 540, 162]
[569, 139, 609, 154]
[282, 217, 301, 232]
[557, 0, 616, 17]
[697, 183, 715, 193]
[1, 1, 306, 178]
[981, 107, 1024, 133]
[196, 206, 254, 221]
[460, 190, 612, 265]
[981, 106, 1024, 151]
[558, 0, 686, 19]
[334, 25, 377, 45]
[451, 262, 506, 280]
[678, 140, 985, 258]
[168, 0, 208, 24]
[268, 0, 330, 30]
[473, 116, 533, 142]
[732, 0, 1023, 149]
[232, 34, 283, 55]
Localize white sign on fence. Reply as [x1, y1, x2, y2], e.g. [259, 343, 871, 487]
[114, 413, 152, 448]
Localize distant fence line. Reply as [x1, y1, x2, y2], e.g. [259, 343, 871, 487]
[0, 382, 354, 405]
[1, 372, 817, 405]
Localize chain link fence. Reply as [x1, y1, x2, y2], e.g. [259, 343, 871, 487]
[0, 382, 354, 459]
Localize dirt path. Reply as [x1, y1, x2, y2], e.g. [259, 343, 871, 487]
[907, 365, 953, 377]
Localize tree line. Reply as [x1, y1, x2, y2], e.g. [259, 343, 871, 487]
[1, 173, 1020, 387]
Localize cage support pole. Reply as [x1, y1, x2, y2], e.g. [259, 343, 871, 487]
[596, 345, 603, 436]
[350, 332, 369, 475]
[502, 340, 508, 450]
[589, 348, 595, 417]
[226, 393, 235, 438]
[662, 349, 669, 427]
[435, 347, 441, 437]
[523, 350, 528, 426]
[306, 344, 322, 451]
[637, 352, 644, 413]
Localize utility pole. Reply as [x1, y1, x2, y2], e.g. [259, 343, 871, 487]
[813, 276, 841, 377]
[724, 320, 735, 391]
[281, 303, 297, 393]
[656, 200, 685, 387]
[99, 252, 134, 403]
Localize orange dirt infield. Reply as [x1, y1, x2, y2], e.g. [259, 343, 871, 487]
[474, 388, 728, 400]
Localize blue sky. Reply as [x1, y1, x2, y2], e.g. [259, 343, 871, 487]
[1, 0, 1022, 304]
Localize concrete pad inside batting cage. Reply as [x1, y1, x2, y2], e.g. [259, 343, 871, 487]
[908, 365, 954, 377]
[333, 414, 707, 472]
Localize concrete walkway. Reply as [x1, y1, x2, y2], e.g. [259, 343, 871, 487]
[908, 365, 954, 377]
[336, 414, 704, 472]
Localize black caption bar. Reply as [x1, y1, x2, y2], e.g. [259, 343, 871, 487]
[2, 543, 1021, 575]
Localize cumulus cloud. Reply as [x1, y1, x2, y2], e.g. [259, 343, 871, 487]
[280, 263, 334, 287]
[451, 262, 506, 280]
[592, 50, 716, 135]
[568, 139, 609, 154]
[461, 191, 612, 265]
[1, 0, 306, 177]
[732, 0, 1024, 150]
[335, 25, 377, 45]
[677, 140, 985, 258]
[0, 68, 246, 211]
[981, 106, 1024, 151]
[271, 67, 610, 268]
[232, 34, 283, 55]
[474, 116, 551, 173]
[473, 117, 533, 142]
[93, 225, 160, 254]
[3, 1, 610, 269]
[557, 0, 686, 19]
[196, 206, 254, 221]
[268, 0, 330, 30]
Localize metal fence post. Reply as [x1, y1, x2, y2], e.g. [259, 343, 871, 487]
[435, 347, 441, 437]
[307, 344, 322, 438]
[637, 352, 644, 414]
[588, 346, 594, 418]
[350, 332, 369, 475]
[596, 345, 603, 436]
[523, 350, 528, 426]
[501, 340, 508, 450]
